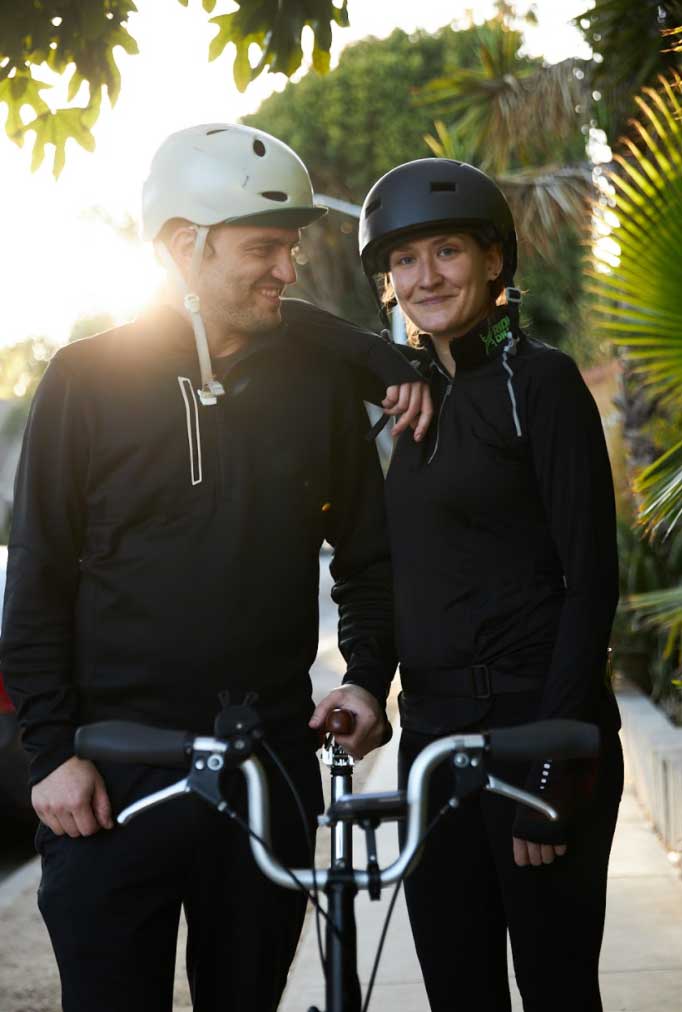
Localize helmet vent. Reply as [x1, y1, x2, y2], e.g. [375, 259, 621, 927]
[260, 191, 288, 202]
[253, 139, 266, 157]
[430, 182, 458, 193]
[206, 128, 228, 136]
[365, 198, 382, 217]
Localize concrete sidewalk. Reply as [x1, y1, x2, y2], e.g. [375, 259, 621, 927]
[280, 706, 682, 1012]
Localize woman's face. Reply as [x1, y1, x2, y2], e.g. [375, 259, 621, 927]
[388, 232, 503, 341]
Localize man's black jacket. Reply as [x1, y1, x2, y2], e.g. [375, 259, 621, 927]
[0, 300, 417, 785]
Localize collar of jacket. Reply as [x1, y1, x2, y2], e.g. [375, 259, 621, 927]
[135, 302, 288, 371]
[419, 304, 522, 374]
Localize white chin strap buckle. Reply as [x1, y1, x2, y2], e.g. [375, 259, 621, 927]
[198, 379, 225, 406]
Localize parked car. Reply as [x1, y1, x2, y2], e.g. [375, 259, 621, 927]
[0, 546, 35, 824]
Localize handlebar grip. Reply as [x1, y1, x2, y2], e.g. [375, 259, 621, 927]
[487, 720, 600, 762]
[325, 708, 356, 736]
[75, 721, 192, 769]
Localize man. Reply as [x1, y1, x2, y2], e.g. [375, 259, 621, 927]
[0, 124, 430, 1011]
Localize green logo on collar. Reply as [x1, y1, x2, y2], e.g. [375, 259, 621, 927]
[481, 316, 511, 356]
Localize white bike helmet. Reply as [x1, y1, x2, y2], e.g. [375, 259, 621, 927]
[143, 123, 327, 404]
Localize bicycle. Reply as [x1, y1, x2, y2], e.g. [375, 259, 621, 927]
[75, 703, 599, 1012]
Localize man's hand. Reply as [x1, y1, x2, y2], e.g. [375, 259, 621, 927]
[513, 837, 568, 867]
[32, 756, 114, 838]
[309, 684, 387, 760]
[382, 382, 433, 442]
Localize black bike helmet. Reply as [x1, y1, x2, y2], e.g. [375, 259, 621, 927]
[359, 158, 517, 283]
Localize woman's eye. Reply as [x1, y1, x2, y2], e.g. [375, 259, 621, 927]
[438, 246, 458, 257]
[392, 255, 414, 267]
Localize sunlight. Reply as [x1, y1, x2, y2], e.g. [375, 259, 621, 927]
[0, 0, 593, 350]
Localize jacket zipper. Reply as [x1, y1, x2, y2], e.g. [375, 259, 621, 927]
[427, 367, 453, 465]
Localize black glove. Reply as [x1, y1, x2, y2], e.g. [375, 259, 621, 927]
[512, 756, 599, 845]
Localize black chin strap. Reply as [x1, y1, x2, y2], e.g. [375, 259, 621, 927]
[503, 285, 522, 334]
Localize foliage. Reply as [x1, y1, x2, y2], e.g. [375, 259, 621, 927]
[613, 518, 682, 703]
[0, 314, 115, 443]
[574, 0, 682, 140]
[417, 33, 590, 173]
[589, 73, 682, 526]
[415, 18, 596, 359]
[0, 1, 138, 176]
[0, 338, 53, 463]
[0, 0, 346, 177]
[0, 338, 52, 402]
[243, 25, 476, 201]
[207, 0, 348, 91]
[589, 69, 682, 677]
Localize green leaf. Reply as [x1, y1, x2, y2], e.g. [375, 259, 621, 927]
[312, 40, 331, 74]
[233, 38, 255, 92]
[635, 440, 682, 537]
[208, 13, 241, 63]
[27, 94, 101, 177]
[0, 71, 51, 143]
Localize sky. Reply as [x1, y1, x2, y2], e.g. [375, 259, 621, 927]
[0, 0, 594, 352]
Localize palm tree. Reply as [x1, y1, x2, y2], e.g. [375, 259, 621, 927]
[589, 70, 682, 662]
[417, 16, 595, 252]
[574, 0, 682, 141]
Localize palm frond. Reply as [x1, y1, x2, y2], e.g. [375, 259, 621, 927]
[625, 584, 682, 663]
[634, 440, 682, 536]
[590, 72, 682, 411]
[663, 25, 682, 53]
[413, 15, 590, 176]
[497, 164, 593, 259]
[423, 120, 458, 159]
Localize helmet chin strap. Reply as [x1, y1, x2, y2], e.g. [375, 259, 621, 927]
[503, 283, 522, 334]
[156, 226, 225, 406]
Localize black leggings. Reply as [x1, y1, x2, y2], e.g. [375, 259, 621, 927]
[398, 729, 623, 1012]
[36, 747, 323, 1012]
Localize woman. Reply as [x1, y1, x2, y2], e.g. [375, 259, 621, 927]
[358, 159, 623, 1012]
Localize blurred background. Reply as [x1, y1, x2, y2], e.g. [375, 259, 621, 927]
[1, 0, 682, 800]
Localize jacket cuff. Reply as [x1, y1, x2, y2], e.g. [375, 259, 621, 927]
[27, 732, 76, 787]
[512, 757, 599, 844]
[341, 669, 392, 709]
[365, 341, 422, 394]
[512, 804, 569, 845]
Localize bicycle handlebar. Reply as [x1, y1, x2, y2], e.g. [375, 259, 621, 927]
[75, 717, 599, 893]
[487, 719, 599, 761]
[75, 721, 194, 768]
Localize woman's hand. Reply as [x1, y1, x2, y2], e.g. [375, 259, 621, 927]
[382, 382, 433, 442]
[513, 837, 568, 867]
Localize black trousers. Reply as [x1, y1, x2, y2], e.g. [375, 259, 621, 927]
[398, 728, 624, 1012]
[36, 747, 323, 1012]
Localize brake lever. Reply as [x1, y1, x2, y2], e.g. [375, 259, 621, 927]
[117, 737, 239, 825]
[118, 778, 190, 825]
[485, 775, 559, 821]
